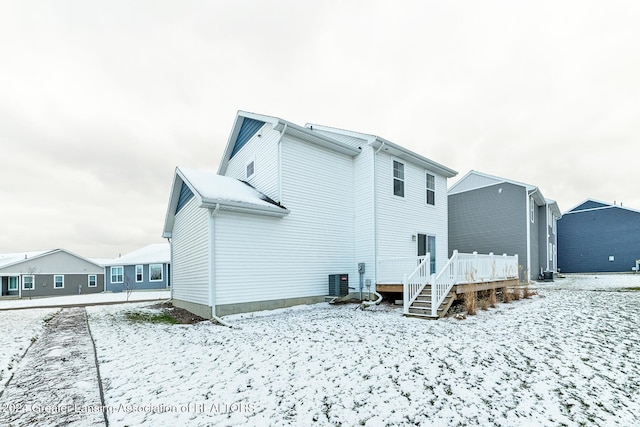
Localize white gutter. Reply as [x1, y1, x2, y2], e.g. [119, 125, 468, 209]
[200, 199, 289, 216]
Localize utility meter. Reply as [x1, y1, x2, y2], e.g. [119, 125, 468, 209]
[358, 263, 365, 274]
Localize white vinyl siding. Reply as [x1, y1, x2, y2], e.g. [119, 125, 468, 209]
[214, 136, 356, 305]
[172, 196, 210, 305]
[225, 124, 280, 201]
[375, 152, 449, 273]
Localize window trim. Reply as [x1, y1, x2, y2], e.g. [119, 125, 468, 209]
[392, 159, 405, 198]
[88, 274, 97, 288]
[22, 275, 35, 290]
[149, 264, 163, 282]
[111, 266, 124, 284]
[426, 172, 435, 206]
[54, 275, 64, 289]
[135, 265, 143, 282]
[246, 159, 255, 180]
[8, 276, 18, 291]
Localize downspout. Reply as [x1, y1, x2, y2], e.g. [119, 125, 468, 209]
[372, 141, 386, 285]
[208, 204, 231, 327]
[525, 193, 531, 282]
[166, 237, 172, 296]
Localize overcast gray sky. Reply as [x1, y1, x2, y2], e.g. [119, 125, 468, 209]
[1, 0, 639, 257]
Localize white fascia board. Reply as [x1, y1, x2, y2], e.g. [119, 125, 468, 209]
[369, 138, 457, 178]
[162, 167, 184, 238]
[277, 122, 361, 157]
[200, 199, 289, 217]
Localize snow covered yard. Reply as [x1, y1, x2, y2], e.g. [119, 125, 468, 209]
[0, 308, 59, 392]
[87, 275, 640, 426]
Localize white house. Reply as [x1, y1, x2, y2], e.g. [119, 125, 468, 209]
[162, 111, 457, 318]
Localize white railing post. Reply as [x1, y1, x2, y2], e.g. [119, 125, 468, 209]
[403, 273, 408, 314]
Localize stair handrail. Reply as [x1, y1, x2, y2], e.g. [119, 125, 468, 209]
[430, 250, 460, 317]
[402, 254, 431, 314]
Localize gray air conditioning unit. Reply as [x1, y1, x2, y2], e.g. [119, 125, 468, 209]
[328, 274, 349, 296]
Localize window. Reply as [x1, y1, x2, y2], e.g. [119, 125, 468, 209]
[426, 173, 435, 205]
[22, 275, 34, 290]
[8, 277, 18, 291]
[393, 160, 404, 197]
[530, 197, 535, 223]
[88, 275, 97, 288]
[54, 275, 64, 289]
[135, 265, 143, 282]
[149, 264, 163, 282]
[246, 160, 255, 179]
[111, 266, 124, 283]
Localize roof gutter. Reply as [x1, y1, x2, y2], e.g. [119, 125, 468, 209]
[200, 198, 289, 217]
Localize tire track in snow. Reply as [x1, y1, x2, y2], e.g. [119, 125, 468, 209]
[0, 307, 105, 426]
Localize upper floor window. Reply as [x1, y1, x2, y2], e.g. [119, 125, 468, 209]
[54, 275, 64, 289]
[111, 266, 124, 284]
[426, 173, 435, 205]
[135, 265, 143, 282]
[393, 160, 404, 197]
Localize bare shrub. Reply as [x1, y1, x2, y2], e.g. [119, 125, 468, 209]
[479, 298, 489, 311]
[522, 285, 532, 299]
[489, 289, 497, 308]
[464, 286, 477, 315]
[502, 287, 511, 303]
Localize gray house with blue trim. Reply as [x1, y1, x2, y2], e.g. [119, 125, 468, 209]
[557, 199, 640, 273]
[448, 171, 561, 281]
[104, 243, 170, 292]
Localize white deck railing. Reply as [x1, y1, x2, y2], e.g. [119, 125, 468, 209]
[380, 251, 519, 317]
[377, 256, 427, 283]
[430, 251, 519, 317]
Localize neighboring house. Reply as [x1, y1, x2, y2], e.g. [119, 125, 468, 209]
[557, 199, 640, 273]
[448, 171, 561, 281]
[162, 111, 457, 318]
[0, 249, 104, 297]
[103, 243, 170, 292]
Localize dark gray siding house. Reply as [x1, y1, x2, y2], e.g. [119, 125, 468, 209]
[0, 249, 104, 297]
[557, 200, 640, 273]
[448, 171, 561, 281]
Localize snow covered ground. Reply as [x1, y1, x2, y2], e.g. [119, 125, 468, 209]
[0, 308, 58, 390]
[85, 274, 640, 426]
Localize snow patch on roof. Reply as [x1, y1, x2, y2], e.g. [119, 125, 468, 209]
[0, 251, 50, 268]
[103, 243, 170, 266]
[179, 168, 279, 209]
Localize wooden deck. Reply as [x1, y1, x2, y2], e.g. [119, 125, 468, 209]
[377, 278, 520, 318]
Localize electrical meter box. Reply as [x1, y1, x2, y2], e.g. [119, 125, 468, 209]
[328, 274, 349, 296]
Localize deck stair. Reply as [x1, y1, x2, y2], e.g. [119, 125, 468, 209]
[406, 285, 456, 318]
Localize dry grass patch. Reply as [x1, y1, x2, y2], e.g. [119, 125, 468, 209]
[464, 287, 477, 315]
[489, 289, 497, 308]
